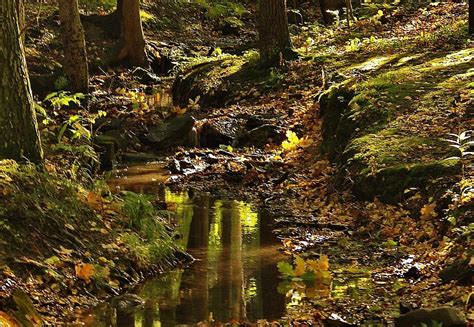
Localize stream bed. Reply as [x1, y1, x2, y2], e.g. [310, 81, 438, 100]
[77, 165, 290, 326]
[73, 163, 395, 326]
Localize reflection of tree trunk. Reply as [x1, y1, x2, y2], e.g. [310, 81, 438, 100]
[142, 300, 158, 327]
[215, 202, 233, 322]
[188, 194, 210, 248]
[116, 310, 135, 327]
[230, 202, 244, 321]
[259, 211, 285, 319]
[176, 195, 211, 324]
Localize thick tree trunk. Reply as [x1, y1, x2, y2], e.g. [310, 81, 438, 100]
[115, 0, 147, 67]
[58, 0, 89, 93]
[0, 0, 43, 163]
[258, 0, 293, 67]
[470, 0, 474, 35]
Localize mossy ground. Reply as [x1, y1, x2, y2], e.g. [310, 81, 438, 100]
[316, 36, 473, 201]
[0, 160, 181, 323]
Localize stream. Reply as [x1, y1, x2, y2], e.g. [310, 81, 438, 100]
[73, 163, 393, 326]
[76, 165, 289, 326]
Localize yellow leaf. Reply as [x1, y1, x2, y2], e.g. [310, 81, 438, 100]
[172, 107, 187, 115]
[75, 263, 95, 284]
[319, 255, 329, 271]
[420, 202, 437, 220]
[294, 256, 306, 277]
[306, 259, 320, 272]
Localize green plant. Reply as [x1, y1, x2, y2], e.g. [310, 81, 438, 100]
[120, 192, 176, 265]
[54, 76, 69, 90]
[57, 111, 106, 143]
[44, 91, 85, 110]
[121, 192, 171, 240]
[445, 130, 473, 177]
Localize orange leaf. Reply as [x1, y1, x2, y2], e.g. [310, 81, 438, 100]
[0, 311, 21, 327]
[75, 263, 95, 284]
[420, 202, 437, 220]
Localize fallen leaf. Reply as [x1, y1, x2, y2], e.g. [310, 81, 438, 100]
[75, 263, 95, 283]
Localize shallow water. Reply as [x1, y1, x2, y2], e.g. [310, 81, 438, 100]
[78, 187, 288, 326]
[74, 163, 387, 326]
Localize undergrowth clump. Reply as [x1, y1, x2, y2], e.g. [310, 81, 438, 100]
[120, 192, 176, 266]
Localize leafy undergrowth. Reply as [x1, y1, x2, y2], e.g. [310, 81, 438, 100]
[0, 160, 185, 324]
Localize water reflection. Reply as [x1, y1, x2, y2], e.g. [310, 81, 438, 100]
[82, 190, 287, 326]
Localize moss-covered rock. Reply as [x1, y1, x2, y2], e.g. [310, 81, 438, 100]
[351, 159, 461, 202]
[319, 48, 473, 202]
[172, 56, 281, 109]
[318, 79, 355, 160]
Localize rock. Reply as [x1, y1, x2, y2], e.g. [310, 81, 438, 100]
[184, 127, 199, 147]
[121, 152, 160, 163]
[93, 117, 125, 133]
[200, 117, 244, 148]
[233, 124, 284, 148]
[132, 67, 161, 84]
[172, 58, 253, 108]
[218, 17, 244, 35]
[394, 307, 467, 327]
[147, 42, 176, 75]
[94, 130, 141, 168]
[287, 9, 303, 25]
[439, 259, 472, 285]
[143, 114, 196, 150]
[110, 294, 144, 314]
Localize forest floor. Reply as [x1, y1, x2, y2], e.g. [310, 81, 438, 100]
[0, 1, 472, 326]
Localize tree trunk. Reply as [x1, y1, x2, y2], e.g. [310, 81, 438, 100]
[470, 0, 474, 35]
[345, 0, 355, 25]
[115, 0, 147, 67]
[258, 0, 293, 67]
[0, 0, 43, 163]
[16, 0, 25, 44]
[58, 0, 89, 93]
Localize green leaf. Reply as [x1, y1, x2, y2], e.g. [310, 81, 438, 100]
[301, 270, 316, 282]
[277, 261, 295, 277]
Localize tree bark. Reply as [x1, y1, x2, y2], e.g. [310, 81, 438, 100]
[58, 0, 89, 93]
[470, 0, 474, 35]
[16, 0, 25, 44]
[258, 0, 293, 67]
[115, 0, 147, 67]
[0, 0, 43, 163]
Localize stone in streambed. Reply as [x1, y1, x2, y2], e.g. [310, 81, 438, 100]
[394, 307, 466, 327]
[143, 114, 196, 150]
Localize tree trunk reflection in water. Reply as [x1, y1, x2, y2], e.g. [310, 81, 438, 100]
[78, 190, 287, 326]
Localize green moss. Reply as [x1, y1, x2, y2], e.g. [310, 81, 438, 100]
[352, 159, 461, 202]
[173, 55, 283, 108]
[321, 48, 473, 202]
[345, 130, 452, 168]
